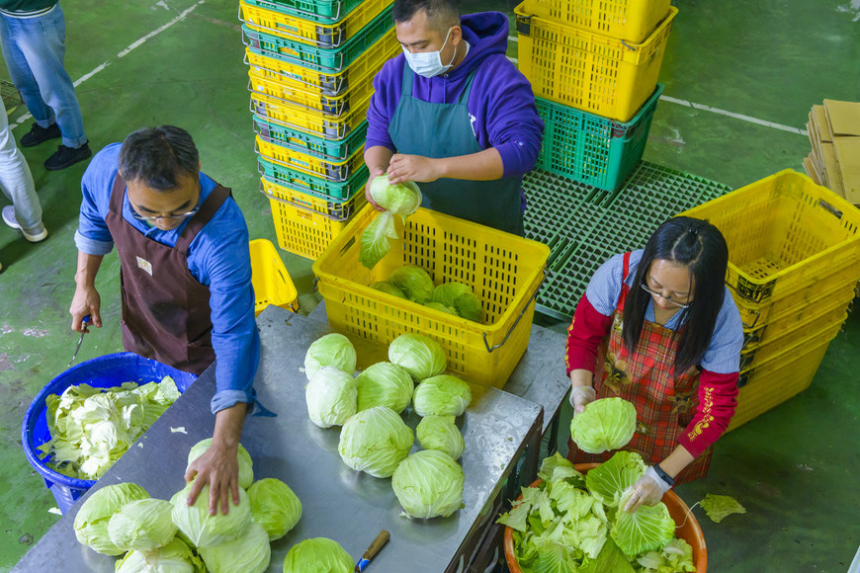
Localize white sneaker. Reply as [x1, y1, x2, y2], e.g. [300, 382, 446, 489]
[2, 205, 48, 243]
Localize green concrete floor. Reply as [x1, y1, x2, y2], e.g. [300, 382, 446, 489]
[0, 0, 858, 570]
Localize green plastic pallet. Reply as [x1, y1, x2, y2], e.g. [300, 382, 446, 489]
[523, 162, 732, 321]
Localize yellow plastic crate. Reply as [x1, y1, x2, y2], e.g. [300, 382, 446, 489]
[250, 238, 299, 316]
[269, 197, 352, 260]
[251, 91, 371, 139]
[243, 30, 399, 96]
[261, 176, 367, 220]
[522, 0, 672, 43]
[728, 336, 834, 432]
[248, 67, 375, 115]
[312, 205, 551, 388]
[256, 135, 365, 182]
[239, 0, 393, 48]
[515, 4, 676, 122]
[682, 170, 860, 304]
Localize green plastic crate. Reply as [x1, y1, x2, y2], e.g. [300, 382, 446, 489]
[522, 163, 732, 320]
[241, 5, 393, 72]
[258, 156, 368, 200]
[242, 0, 364, 23]
[254, 115, 367, 162]
[535, 84, 664, 192]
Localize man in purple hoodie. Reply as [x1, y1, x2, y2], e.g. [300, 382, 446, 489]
[364, 0, 544, 236]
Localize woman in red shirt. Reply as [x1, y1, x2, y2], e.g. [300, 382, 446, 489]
[565, 217, 743, 513]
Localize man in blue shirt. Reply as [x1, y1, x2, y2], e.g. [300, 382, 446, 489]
[70, 126, 259, 515]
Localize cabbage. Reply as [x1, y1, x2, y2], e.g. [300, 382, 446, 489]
[186, 438, 254, 490]
[304, 333, 357, 380]
[570, 397, 637, 454]
[199, 521, 271, 573]
[282, 537, 354, 573]
[585, 451, 646, 508]
[392, 450, 464, 519]
[612, 491, 675, 557]
[73, 482, 150, 555]
[412, 375, 472, 417]
[355, 362, 414, 414]
[359, 175, 422, 269]
[169, 482, 251, 549]
[453, 292, 483, 323]
[431, 283, 484, 323]
[37, 376, 180, 480]
[416, 415, 464, 460]
[700, 493, 746, 523]
[305, 366, 357, 428]
[115, 537, 205, 573]
[371, 281, 406, 299]
[537, 452, 584, 487]
[338, 406, 413, 478]
[431, 282, 472, 308]
[424, 302, 458, 316]
[388, 266, 434, 303]
[388, 333, 447, 381]
[247, 478, 302, 541]
[636, 538, 697, 572]
[107, 498, 177, 553]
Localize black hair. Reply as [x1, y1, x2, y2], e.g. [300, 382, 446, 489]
[118, 126, 200, 191]
[393, 0, 460, 33]
[622, 216, 729, 375]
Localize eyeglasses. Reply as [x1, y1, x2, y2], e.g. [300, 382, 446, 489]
[640, 282, 691, 309]
[130, 204, 200, 223]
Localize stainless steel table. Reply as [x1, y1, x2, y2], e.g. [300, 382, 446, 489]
[14, 308, 544, 573]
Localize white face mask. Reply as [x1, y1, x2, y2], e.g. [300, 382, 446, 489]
[402, 27, 458, 78]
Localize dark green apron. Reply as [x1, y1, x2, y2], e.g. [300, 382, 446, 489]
[388, 65, 524, 235]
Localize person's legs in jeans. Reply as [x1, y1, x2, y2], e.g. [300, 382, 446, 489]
[0, 5, 86, 148]
[0, 97, 44, 235]
[0, 12, 55, 130]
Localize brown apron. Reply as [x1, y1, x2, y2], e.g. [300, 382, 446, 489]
[104, 173, 230, 375]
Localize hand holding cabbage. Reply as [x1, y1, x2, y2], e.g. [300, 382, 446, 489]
[360, 175, 422, 269]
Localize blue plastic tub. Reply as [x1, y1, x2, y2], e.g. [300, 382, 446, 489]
[21, 353, 198, 514]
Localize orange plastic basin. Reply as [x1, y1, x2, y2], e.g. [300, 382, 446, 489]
[503, 463, 707, 572]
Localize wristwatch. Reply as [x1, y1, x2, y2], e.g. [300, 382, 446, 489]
[653, 463, 675, 487]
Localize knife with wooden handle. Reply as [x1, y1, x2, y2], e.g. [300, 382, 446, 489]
[354, 530, 390, 572]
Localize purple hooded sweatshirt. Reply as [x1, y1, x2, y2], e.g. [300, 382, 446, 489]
[366, 11, 544, 179]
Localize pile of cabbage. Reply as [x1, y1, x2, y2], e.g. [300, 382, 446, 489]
[303, 331, 470, 519]
[360, 175, 422, 269]
[73, 438, 304, 573]
[371, 265, 484, 323]
[37, 376, 181, 480]
[498, 452, 696, 573]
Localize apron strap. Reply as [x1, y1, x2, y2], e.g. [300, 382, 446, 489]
[456, 70, 478, 105]
[109, 172, 126, 214]
[176, 185, 231, 251]
[401, 64, 414, 98]
[618, 251, 633, 311]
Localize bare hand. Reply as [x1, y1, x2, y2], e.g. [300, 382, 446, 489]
[387, 154, 443, 185]
[69, 285, 102, 333]
[184, 441, 241, 515]
[365, 167, 387, 211]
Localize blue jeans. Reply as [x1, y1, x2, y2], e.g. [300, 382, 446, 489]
[0, 4, 87, 148]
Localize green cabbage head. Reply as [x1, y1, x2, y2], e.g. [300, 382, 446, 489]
[392, 450, 465, 519]
[388, 266, 435, 303]
[355, 362, 414, 414]
[247, 478, 302, 541]
[359, 176, 422, 269]
[368, 175, 422, 216]
[73, 482, 150, 555]
[432, 283, 484, 323]
[431, 282, 472, 308]
[304, 333, 357, 380]
[186, 438, 254, 490]
[305, 366, 357, 428]
[339, 406, 413, 478]
[199, 521, 271, 573]
[388, 333, 447, 381]
[417, 415, 465, 460]
[107, 498, 177, 553]
[570, 397, 637, 454]
[169, 482, 251, 549]
[413, 375, 472, 417]
[282, 537, 354, 573]
[115, 537, 204, 573]
[371, 281, 406, 299]
[424, 302, 458, 316]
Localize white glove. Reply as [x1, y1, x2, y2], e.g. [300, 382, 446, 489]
[623, 466, 673, 513]
[569, 386, 596, 416]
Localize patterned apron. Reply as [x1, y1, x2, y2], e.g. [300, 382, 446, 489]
[568, 252, 712, 485]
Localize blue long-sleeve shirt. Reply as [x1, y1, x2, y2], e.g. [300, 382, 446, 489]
[75, 143, 260, 414]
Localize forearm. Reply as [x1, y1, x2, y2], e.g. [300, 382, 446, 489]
[365, 145, 394, 174]
[212, 402, 247, 452]
[437, 147, 504, 181]
[75, 251, 104, 288]
[658, 445, 695, 479]
[569, 369, 594, 388]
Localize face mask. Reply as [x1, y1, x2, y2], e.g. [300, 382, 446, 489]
[402, 27, 458, 78]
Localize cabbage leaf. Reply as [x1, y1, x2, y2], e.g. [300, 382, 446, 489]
[570, 397, 637, 454]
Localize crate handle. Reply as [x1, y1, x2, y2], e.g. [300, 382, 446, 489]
[620, 40, 637, 52]
[243, 51, 345, 96]
[482, 271, 545, 354]
[253, 0, 343, 23]
[254, 140, 351, 183]
[740, 307, 761, 330]
[249, 96, 348, 140]
[253, 120, 352, 163]
[515, 15, 531, 36]
[238, 7, 345, 49]
[259, 173, 357, 213]
[818, 198, 843, 219]
[241, 29, 346, 73]
[248, 79, 347, 117]
[258, 179, 350, 222]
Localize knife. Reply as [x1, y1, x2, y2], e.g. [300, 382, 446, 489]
[355, 530, 390, 572]
[69, 315, 91, 368]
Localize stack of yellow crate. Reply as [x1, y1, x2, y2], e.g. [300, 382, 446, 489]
[513, 0, 677, 191]
[240, 0, 399, 259]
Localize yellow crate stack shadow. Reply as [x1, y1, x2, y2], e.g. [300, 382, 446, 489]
[240, 0, 399, 259]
